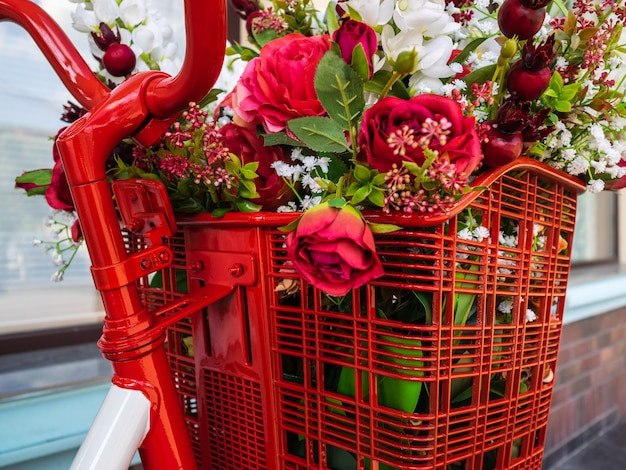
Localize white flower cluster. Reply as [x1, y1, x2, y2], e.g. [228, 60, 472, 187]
[542, 119, 626, 193]
[343, 0, 460, 94]
[497, 296, 538, 324]
[32, 211, 83, 282]
[68, 0, 180, 83]
[272, 149, 331, 212]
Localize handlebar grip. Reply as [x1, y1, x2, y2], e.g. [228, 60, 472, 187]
[144, 0, 227, 119]
[0, 0, 109, 110]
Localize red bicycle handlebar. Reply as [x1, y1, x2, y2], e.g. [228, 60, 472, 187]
[1, 1, 227, 468]
[0, 0, 227, 119]
[145, 0, 228, 119]
[0, 0, 109, 109]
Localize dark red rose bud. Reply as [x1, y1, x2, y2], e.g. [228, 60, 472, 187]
[497, 0, 547, 40]
[481, 121, 524, 167]
[91, 22, 122, 52]
[245, 11, 263, 37]
[45, 161, 74, 211]
[102, 43, 136, 77]
[332, 19, 378, 78]
[230, 0, 260, 19]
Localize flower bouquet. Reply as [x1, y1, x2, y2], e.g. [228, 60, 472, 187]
[14, 0, 626, 468]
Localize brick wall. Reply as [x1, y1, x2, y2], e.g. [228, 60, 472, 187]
[543, 306, 626, 468]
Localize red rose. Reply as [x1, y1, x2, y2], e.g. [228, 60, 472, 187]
[45, 160, 74, 211]
[358, 94, 483, 177]
[228, 33, 332, 133]
[219, 123, 292, 210]
[332, 19, 378, 78]
[286, 203, 384, 296]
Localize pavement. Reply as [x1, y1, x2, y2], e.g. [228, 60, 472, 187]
[547, 419, 626, 470]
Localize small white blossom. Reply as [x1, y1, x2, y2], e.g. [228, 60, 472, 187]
[526, 309, 537, 323]
[498, 299, 513, 314]
[567, 156, 591, 175]
[301, 174, 323, 193]
[299, 195, 322, 211]
[457, 228, 473, 240]
[472, 226, 490, 242]
[277, 201, 298, 213]
[587, 179, 605, 193]
[317, 157, 331, 174]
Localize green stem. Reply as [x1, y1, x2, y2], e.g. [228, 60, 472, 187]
[550, 0, 569, 16]
[379, 71, 403, 101]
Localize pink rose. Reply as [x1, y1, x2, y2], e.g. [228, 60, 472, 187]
[358, 94, 483, 177]
[228, 33, 332, 133]
[332, 19, 377, 78]
[286, 203, 384, 296]
[219, 123, 293, 210]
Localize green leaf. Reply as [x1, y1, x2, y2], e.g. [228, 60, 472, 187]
[252, 27, 277, 47]
[259, 131, 303, 147]
[560, 83, 581, 101]
[235, 200, 262, 212]
[367, 188, 386, 208]
[327, 197, 347, 208]
[371, 173, 387, 186]
[15, 169, 52, 196]
[461, 64, 497, 90]
[325, 1, 339, 37]
[453, 265, 480, 327]
[212, 207, 233, 217]
[349, 185, 371, 205]
[277, 216, 301, 232]
[365, 70, 410, 99]
[240, 167, 258, 180]
[197, 88, 224, 109]
[353, 163, 371, 183]
[325, 153, 349, 181]
[550, 71, 564, 90]
[412, 291, 433, 326]
[287, 116, 349, 153]
[314, 51, 365, 129]
[350, 43, 370, 82]
[452, 37, 488, 65]
[226, 43, 258, 61]
[377, 335, 423, 413]
[368, 222, 402, 234]
[554, 100, 572, 113]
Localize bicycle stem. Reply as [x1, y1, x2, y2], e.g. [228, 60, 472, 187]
[1, 1, 227, 468]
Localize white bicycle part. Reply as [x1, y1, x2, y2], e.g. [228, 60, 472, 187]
[70, 384, 151, 470]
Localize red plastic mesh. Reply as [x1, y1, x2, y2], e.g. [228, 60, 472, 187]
[131, 162, 582, 470]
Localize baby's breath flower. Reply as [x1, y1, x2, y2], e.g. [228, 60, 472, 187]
[587, 179, 605, 193]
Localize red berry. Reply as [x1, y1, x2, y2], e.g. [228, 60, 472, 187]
[481, 122, 524, 167]
[497, 0, 546, 40]
[507, 60, 551, 101]
[102, 43, 136, 77]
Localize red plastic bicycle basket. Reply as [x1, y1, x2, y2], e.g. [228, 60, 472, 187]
[128, 158, 585, 469]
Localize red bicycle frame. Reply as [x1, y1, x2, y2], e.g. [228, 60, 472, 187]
[0, 1, 227, 468]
